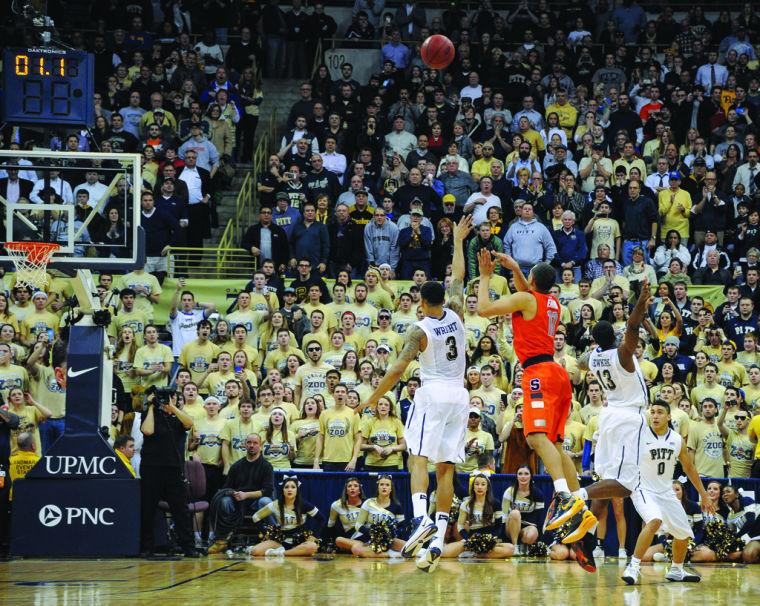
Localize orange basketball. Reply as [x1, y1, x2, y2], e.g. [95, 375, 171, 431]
[421, 34, 455, 70]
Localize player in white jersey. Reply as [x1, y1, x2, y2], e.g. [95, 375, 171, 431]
[365, 215, 473, 574]
[622, 400, 715, 584]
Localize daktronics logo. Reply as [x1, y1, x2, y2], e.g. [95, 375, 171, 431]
[44, 455, 117, 476]
[38, 504, 115, 527]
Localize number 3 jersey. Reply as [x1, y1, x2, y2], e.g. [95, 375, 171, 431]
[588, 347, 649, 411]
[640, 428, 682, 493]
[416, 309, 466, 385]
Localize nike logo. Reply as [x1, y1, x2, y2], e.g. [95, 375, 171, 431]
[67, 366, 98, 378]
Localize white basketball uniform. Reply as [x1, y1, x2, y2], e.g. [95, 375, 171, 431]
[405, 308, 469, 463]
[631, 429, 693, 540]
[588, 347, 648, 491]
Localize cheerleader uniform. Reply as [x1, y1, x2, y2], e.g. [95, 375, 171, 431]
[352, 498, 405, 543]
[501, 487, 545, 532]
[457, 496, 503, 542]
[326, 499, 363, 539]
[252, 500, 325, 547]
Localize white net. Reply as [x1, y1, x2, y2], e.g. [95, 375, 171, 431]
[5, 242, 60, 291]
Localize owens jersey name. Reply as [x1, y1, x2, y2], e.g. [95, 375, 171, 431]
[588, 347, 648, 410]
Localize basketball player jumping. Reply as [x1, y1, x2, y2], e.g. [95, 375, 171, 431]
[365, 215, 473, 573]
[476, 250, 597, 570]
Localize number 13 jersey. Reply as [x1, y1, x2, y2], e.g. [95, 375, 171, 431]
[416, 309, 466, 385]
[512, 291, 560, 364]
[588, 347, 649, 410]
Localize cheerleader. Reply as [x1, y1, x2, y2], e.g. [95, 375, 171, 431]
[502, 465, 545, 554]
[693, 484, 755, 563]
[249, 476, 324, 557]
[328, 477, 365, 553]
[441, 473, 514, 559]
[349, 475, 407, 558]
[643, 481, 704, 562]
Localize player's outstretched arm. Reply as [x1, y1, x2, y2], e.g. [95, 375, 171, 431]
[678, 441, 716, 515]
[364, 326, 425, 409]
[448, 215, 473, 318]
[492, 251, 530, 292]
[476, 249, 532, 317]
[618, 278, 650, 370]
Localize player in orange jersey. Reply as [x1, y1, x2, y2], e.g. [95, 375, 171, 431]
[476, 249, 597, 571]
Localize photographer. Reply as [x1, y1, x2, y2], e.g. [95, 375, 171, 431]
[139, 387, 202, 558]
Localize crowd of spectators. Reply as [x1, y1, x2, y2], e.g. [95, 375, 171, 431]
[3, 0, 760, 563]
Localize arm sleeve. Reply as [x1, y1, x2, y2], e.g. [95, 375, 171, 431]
[304, 503, 326, 533]
[582, 440, 593, 471]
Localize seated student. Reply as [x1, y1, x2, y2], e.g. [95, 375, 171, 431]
[249, 476, 324, 557]
[440, 473, 514, 559]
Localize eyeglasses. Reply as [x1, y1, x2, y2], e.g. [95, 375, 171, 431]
[735, 415, 748, 420]
[307, 347, 321, 352]
[299, 263, 311, 267]
[379, 315, 391, 320]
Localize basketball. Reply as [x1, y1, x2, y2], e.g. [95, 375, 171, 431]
[421, 34, 455, 69]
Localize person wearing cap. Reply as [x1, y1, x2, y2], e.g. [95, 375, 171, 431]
[438, 193, 464, 224]
[456, 406, 494, 473]
[396, 198, 434, 232]
[654, 335, 694, 377]
[258, 407, 296, 470]
[397, 206, 434, 279]
[658, 171, 692, 245]
[271, 191, 302, 239]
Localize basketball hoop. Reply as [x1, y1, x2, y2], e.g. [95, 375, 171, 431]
[5, 241, 60, 291]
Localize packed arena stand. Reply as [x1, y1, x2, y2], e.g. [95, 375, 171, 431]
[1, 0, 760, 564]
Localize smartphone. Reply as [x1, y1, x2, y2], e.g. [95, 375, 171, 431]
[234, 365, 242, 373]
[284, 172, 295, 180]
[737, 107, 746, 115]
[500, 394, 510, 408]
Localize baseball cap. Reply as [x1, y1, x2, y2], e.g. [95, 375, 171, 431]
[378, 308, 392, 318]
[443, 194, 456, 204]
[410, 196, 423, 205]
[410, 207, 424, 216]
[355, 187, 369, 196]
[693, 158, 707, 166]
[468, 407, 481, 417]
[378, 263, 392, 271]
[283, 287, 296, 294]
[668, 171, 681, 180]
[377, 344, 392, 353]
[32, 291, 48, 301]
[276, 191, 289, 201]
[204, 396, 221, 405]
[664, 336, 680, 347]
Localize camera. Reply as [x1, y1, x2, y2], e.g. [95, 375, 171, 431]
[148, 385, 175, 407]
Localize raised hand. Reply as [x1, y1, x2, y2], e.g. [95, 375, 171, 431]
[477, 248, 496, 276]
[492, 251, 519, 272]
[453, 214, 473, 242]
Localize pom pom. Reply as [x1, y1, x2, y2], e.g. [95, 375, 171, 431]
[704, 519, 745, 561]
[258, 524, 284, 545]
[463, 531, 498, 554]
[287, 529, 318, 548]
[449, 496, 462, 521]
[318, 536, 338, 554]
[526, 542, 549, 558]
[664, 538, 696, 562]
[369, 520, 397, 553]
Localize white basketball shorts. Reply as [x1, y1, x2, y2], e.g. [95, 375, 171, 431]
[405, 383, 470, 464]
[631, 488, 694, 540]
[594, 406, 646, 491]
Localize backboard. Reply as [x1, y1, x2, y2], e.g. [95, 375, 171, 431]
[0, 149, 144, 273]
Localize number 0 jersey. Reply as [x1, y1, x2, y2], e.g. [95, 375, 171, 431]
[416, 309, 466, 385]
[588, 347, 649, 410]
[512, 291, 560, 364]
[640, 428, 682, 493]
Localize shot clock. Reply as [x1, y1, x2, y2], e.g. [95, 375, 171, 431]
[2, 48, 94, 125]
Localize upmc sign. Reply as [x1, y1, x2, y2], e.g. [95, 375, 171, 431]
[43, 455, 117, 476]
[12, 478, 139, 557]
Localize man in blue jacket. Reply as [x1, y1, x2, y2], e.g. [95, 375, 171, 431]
[289, 201, 330, 274]
[398, 208, 433, 279]
[552, 210, 588, 282]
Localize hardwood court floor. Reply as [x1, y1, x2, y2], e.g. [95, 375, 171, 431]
[0, 556, 755, 605]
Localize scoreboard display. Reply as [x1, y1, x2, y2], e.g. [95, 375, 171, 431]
[2, 47, 94, 125]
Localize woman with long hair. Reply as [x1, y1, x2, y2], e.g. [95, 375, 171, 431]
[441, 473, 514, 559]
[431, 217, 455, 281]
[466, 368, 482, 392]
[330, 476, 366, 552]
[568, 304, 597, 353]
[258, 311, 293, 360]
[340, 350, 359, 390]
[114, 326, 139, 394]
[310, 64, 332, 102]
[235, 67, 263, 160]
[350, 475, 407, 558]
[654, 307, 683, 354]
[357, 396, 406, 471]
[280, 354, 303, 393]
[7, 386, 52, 455]
[470, 335, 499, 369]
[250, 476, 323, 557]
[0, 293, 18, 333]
[206, 103, 234, 158]
[212, 319, 232, 348]
[290, 397, 321, 468]
[502, 465, 544, 552]
[259, 408, 296, 469]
